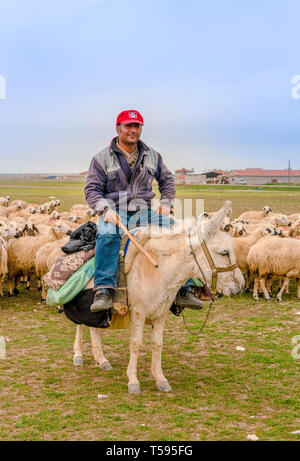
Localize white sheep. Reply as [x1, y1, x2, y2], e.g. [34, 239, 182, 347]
[238, 205, 272, 222]
[7, 223, 73, 296]
[0, 224, 21, 296]
[233, 225, 278, 291]
[230, 222, 248, 237]
[247, 236, 300, 302]
[0, 196, 9, 207]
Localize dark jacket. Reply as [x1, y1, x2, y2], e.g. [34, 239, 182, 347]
[84, 137, 175, 215]
[61, 222, 97, 254]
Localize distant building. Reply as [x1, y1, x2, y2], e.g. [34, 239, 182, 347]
[228, 168, 300, 185]
[174, 169, 226, 184]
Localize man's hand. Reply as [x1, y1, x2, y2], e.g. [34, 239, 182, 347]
[104, 209, 120, 225]
[157, 205, 171, 216]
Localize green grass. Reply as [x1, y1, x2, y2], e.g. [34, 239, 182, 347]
[0, 181, 299, 441]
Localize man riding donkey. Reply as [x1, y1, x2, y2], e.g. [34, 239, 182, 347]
[84, 110, 203, 320]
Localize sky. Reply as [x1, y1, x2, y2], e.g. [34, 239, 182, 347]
[1, 0, 300, 174]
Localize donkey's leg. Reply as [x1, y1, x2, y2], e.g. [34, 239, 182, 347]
[89, 327, 112, 370]
[73, 325, 84, 366]
[151, 313, 172, 392]
[127, 312, 145, 394]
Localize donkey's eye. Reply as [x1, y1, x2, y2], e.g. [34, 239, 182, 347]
[220, 250, 229, 256]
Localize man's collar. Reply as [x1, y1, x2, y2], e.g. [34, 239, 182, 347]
[110, 137, 149, 155]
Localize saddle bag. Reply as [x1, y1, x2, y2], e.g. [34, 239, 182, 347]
[46, 257, 95, 307]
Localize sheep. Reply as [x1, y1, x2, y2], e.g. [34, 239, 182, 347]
[7, 223, 73, 296]
[0, 196, 9, 207]
[8, 209, 32, 220]
[68, 214, 82, 224]
[233, 225, 278, 291]
[58, 211, 72, 221]
[0, 235, 8, 296]
[233, 218, 249, 225]
[289, 213, 300, 222]
[238, 206, 272, 222]
[49, 210, 61, 220]
[70, 204, 89, 213]
[70, 210, 93, 225]
[0, 217, 9, 226]
[0, 224, 21, 296]
[35, 235, 71, 298]
[23, 222, 40, 237]
[22, 214, 54, 226]
[0, 206, 9, 217]
[10, 200, 28, 210]
[247, 236, 300, 302]
[38, 202, 56, 214]
[230, 222, 248, 237]
[26, 204, 40, 214]
[263, 214, 291, 228]
[288, 219, 300, 238]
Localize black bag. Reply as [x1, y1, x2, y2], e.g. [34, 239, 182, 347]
[62, 221, 97, 254]
[63, 288, 112, 328]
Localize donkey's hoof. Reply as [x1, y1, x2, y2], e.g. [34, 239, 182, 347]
[100, 360, 113, 371]
[73, 356, 83, 366]
[128, 383, 141, 394]
[156, 381, 172, 392]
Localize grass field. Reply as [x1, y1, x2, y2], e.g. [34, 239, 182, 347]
[0, 180, 299, 441]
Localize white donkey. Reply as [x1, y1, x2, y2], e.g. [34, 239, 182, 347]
[71, 201, 244, 393]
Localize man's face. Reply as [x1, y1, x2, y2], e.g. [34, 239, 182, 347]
[117, 123, 142, 144]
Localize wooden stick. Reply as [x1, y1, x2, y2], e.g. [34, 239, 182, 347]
[117, 218, 159, 268]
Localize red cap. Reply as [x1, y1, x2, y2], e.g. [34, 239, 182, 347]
[116, 110, 144, 126]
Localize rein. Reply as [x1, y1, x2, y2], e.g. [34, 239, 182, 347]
[182, 219, 238, 335]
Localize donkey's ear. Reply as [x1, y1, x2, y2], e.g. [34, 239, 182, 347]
[202, 201, 232, 240]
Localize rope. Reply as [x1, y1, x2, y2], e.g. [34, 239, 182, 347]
[181, 299, 214, 336]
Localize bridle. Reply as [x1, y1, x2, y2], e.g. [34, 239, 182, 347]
[183, 217, 238, 335]
[189, 217, 238, 297]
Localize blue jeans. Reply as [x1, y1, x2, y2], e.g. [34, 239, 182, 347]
[94, 208, 194, 290]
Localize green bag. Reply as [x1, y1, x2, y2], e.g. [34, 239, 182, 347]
[46, 257, 95, 307]
[191, 278, 204, 287]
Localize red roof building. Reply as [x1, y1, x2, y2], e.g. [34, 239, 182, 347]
[230, 168, 300, 177]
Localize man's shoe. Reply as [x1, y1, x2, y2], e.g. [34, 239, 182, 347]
[90, 288, 114, 312]
[175, 286, 203, 310]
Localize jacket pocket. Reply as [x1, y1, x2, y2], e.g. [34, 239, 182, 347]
[106, 171, 119, 193]
[145, 166, 155, 189]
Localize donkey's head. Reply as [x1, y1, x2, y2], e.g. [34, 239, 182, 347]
[194, 201, 245, 297]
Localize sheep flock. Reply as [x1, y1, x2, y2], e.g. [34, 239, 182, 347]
[1, 196, 300, 304]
